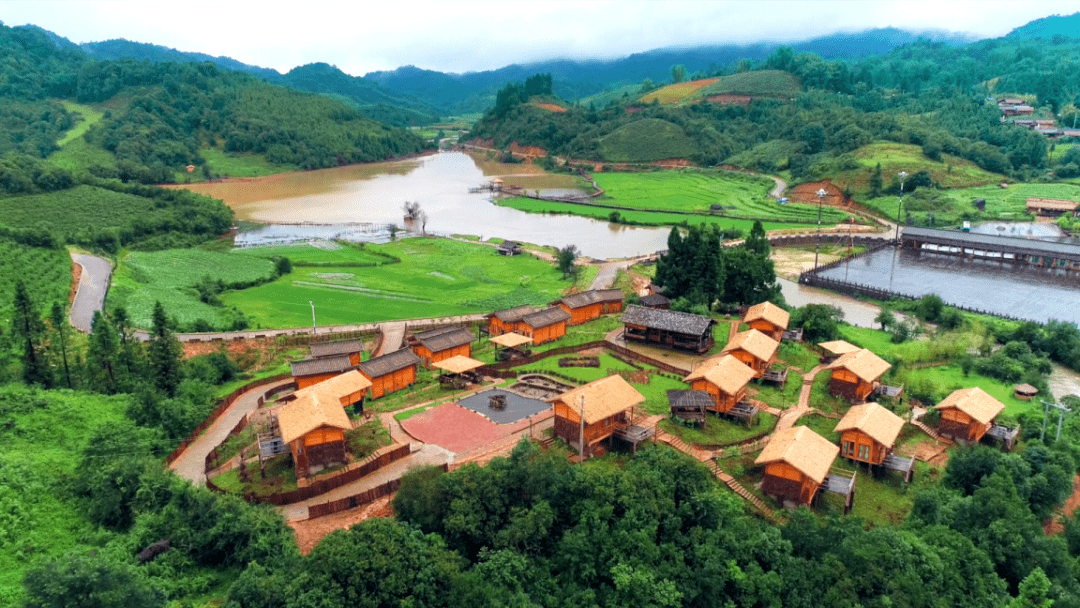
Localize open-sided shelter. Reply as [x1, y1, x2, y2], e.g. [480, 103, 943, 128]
[683, 354, 757, 414]
[934, 387, 1005, 443]
[620, 305, 716, 353]
[309, 339, 365, 366]
[827, 348, 891, 402]
[551, 375, 645, 458]
[410, 326, 474, 366]
[722, 329, 780, 377]
[667, 390, 711, 427]
[743, 301, 790, 341]
[432, 355, 485, 388]
[277, 371, 370, 476]
[487, 305, 535, 336]
[834, 403, 906, 469]
[490, 332, 533, 361]
[358, 348, 421, 399]
[290, 355, 355, 390]
[520, 307, 571, 345]
[558, 289, 624, 325]
[756, 426, 840, 507]
[640, 293, 670, 310]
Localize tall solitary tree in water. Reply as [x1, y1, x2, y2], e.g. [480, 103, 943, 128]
[148, 302, 182, 397]
[12, 281, 50, 387]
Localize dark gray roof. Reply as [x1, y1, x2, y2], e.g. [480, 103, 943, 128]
[667, 390, 713, 409]
[413, 326, 474, 352]
[358, 349, 421, 378]
[491, 305, 535, 322]
[640, 294, 670, 307]
[522, 306, 571, 328]
[291, 355, 354, 377]
[310, 340, 364, 358]
[560, 289, 624, 309]
[620, 305, 715, 336]
[903, 227, 1080, 262]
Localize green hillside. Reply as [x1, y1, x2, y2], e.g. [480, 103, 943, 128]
[598, 118, 697, 162]
[694, 70, 803, 98]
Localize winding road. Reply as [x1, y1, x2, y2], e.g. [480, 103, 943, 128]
[69, 253, 113, 332]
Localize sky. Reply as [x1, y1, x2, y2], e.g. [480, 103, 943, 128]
[1, 1, 1078, 76]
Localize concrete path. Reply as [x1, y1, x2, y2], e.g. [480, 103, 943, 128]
[773, 364, 825, 434]
[768, 176, 787, 199]
[69, 253, 113, 332]
[280, 443, 453, 521]
[374, 321, 407, 357]
[170, 378, 293, 485]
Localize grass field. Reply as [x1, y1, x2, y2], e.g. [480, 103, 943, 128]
[199, 147, 294, 179]
[598, 119, 698, 162]
[639, 78, 720, 105]
[694, 70, 803, 99]
[578, 83, 645, 108]
[0, 240, 71, 326]
[55, 100, 105, 147]
[835, 142, 1005, 199]
[109, 249, 276, 328]
[234, 241, 392, 267]
[222, 237, 576, 328]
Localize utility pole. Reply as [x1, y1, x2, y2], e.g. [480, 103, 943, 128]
[1041, 400, 1070, 442]
[815, 188, 826, 270]
[309, 300, 317, 336]
[579, 395, 586, 462]
[895, 171, 907, 244]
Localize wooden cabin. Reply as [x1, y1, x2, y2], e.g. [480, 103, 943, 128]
[834, 402, 904, 467]
[1026, 197, 1078, 218]
[409, 326, 474, 367]
[667, 390, 711, 427]
[683, 354, 757, 414]
[496, 240, 523, 256]
[290, 355, 355, 390]
[620, 305, 716, 354]
[640, 294, 670, 310]
[721, 329, 780, 377]
[552, 375, 645, 458]
[743, 301, 790, 341]
[558, 289, 624, 325]
[756, 426, 840, 507]
[827, 348, 891, 402]
[487, 305, 535, 336]
[520, 307, 571, 345]
[934, 387, 1005, 444]
[358, 348, 421, 399]
[277, 370, 370, 476]
[818, 340, 861, 364]
[309, 339, 365, 366]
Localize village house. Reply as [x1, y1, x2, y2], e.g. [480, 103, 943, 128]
[818, 339, 861, 364]
[487, 305, 535, 336]
[639, 293, 670, 310]
[520, 307, 571, 345]
[742, 301, 789, 341]
[682, 354, 757, 414]
[826, 348, 891, 402]
[496, 240, 523, 256]
[620, 305, 717, 353]
[721, 329, 780, 377]
[667, 389, 711, 427]
[1026, 197, 1078, 218]
[290, 355, 355, 390]
[756, 425, 840, 508]
[834, 402, 914, 481]
[358, 348, 421, 399]
[309, 339, 365, 366]
[409, 326, 474, 367]
[557, 289, 624, 325]
[277, 370, 371, 477]
[934, 387, 1005, 444]
[551, 375, 645, 458]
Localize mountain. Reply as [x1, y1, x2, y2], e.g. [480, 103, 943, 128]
[276, 63, 439, 125]
[77, 38, 281, 80]
[1007, 12, 1080, 40]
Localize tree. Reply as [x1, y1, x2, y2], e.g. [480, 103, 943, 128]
[557, 244, 579, 279]
[790, 304, 843, 342]
[722, 247, 780, 306]
[670, 64, 687, 84]
[875, 306, 896, 331]
[869, 163, 883, 198]
[12, 280, 50, 387]
[274, 256, 292, 276]
[50, 301, 72, 388]
[147, 301, 182, 397]
[744, 220, 769, 256]
[1007, 568, 1053, 608]
[22, 549, 165, 608]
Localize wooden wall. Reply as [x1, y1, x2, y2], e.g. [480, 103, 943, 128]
[527, 321, 567, 345]
[363, 366, 417, 399]
[295, 372, 338, 391]
[562, 302, 603, 325]
[553, 400, 619, 449]
[762, 461, 817, 505]
[840, 429, 886, 465]
[290, 425, 347, 475]
[829, 369, 872, 401]
[414, 343, 471, 366]
[689, 379, 745, 413]
[727, 348, 768, 377]
[748, 320, 782, 341]
[489, 317, 525, 336]
[938, 408, 990, 442]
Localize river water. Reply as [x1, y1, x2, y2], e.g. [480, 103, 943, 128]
[816, 246, 1080, 325]
[179, 151, 671, 259]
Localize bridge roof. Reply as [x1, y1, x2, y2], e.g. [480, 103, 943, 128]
[903, 227, 1080, 261]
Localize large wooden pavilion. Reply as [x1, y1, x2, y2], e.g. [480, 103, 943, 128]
[756, 426, 842, 508]
[620, 305, 716, 353]
[743, 301, 790, 342]
[358, 349, 421, 399]
[827, 348, 891, 402]
[277, 370, 370, 477]
[683, 354, 757, 415]
[721, 329, 780, 377]
[551, 375, 645, 458]
[834, 402, 914, 481]
[934, 387, 1005, 444]
[558, 289, 624, 325]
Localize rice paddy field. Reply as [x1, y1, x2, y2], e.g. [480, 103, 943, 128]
[221, 237, 576, 328]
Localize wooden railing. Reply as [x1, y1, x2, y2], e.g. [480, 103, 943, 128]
[307, 463, 450, 519]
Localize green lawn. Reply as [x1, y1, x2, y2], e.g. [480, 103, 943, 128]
[199, 147, 295, 179]
[661, 411, 777, 446]
[56, 100, 105, 147]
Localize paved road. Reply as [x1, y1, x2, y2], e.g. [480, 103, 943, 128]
[69, 253, 113, 332]
[768, 176, 787, 199]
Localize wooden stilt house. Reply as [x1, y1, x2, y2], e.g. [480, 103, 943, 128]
[557, 289, 624, 325]
[834, 403, 913, 481]
[683, 354, 757, 414]
[826, 348, 891, 402]
[521, 307, 571, 345]
[743, 301, 790, 342]
[620, 305, 717, 353]
[487, 305, 535, 336]
[290, 355, 355, 390]
[818, 340, 861, 364]
[309, 339, 365, 366]
[721, 329, 780, 377]
[934, 387, 1005, 444]
[756, 426, 840, 507]
[409, 326, 474, 367]
[358, 349, 421, 399]
[667, 390, 711, 427]
[551, 375, 645, 458]
[277, 370, 371, 476]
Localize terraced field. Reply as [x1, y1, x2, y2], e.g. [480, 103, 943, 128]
[640, 78, 720, 105]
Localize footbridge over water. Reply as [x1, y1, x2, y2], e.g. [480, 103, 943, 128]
[901, 227, 1080, 269]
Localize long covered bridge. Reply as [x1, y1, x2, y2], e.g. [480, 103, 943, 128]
[901, 227, 1080, 269]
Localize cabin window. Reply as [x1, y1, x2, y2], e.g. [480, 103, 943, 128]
[842, 441, 855, 457]
[858, 444, 871, 460]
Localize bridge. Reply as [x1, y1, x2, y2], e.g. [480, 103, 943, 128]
[901, 227, 1080, 269]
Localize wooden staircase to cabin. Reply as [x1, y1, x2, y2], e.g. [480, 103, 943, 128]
[911, 417, 954, 444]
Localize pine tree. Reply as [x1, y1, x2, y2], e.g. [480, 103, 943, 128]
[50, 301, 72, 388]
[869, 163, 883, 198]
[147, 302, 183, 397]
[744, 220, 770, 257]
[12, 281, 50, 387]
[87, 310, 120, 394]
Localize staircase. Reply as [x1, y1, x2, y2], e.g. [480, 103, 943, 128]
[911, 418, 954, 444]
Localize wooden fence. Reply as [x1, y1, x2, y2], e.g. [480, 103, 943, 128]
[479, 339, 689, 379]
[164, 372, 293, 465]
[307, 463, 450, 519]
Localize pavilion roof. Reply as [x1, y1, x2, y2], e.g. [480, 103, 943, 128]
[828, 348, 891, 383]
[553, 375, 644, 425]
[743, 301, 790, 330]
[834, 402, 904, 449]
[278, 387, 352, 445]
[755, 426, 839, 485]
[490, 332, 532, 348]
[432, 355, 485, 374]
[722, 329, 780, 363]
[934, 387, 1004, 425]
[684, 354, 756, 396]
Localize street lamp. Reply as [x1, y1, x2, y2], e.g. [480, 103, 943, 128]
[814, 188, 826, 269]
[309, 300, 317, 335]
[895, 171, 907, 243]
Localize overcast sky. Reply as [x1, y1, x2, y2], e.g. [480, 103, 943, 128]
[1, 1, 1077, 76]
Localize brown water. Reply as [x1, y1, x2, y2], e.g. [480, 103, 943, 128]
[178, 151, 672, 259]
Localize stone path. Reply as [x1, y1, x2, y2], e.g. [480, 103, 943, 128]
[727, 320, 740, 342]
[773, 364, 825, 434]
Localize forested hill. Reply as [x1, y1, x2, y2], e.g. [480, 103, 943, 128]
[0, 22, 429, 185]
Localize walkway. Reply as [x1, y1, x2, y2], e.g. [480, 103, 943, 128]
[374, 321, 406, 357]
[69, 253, 112, 332]
[773, 364, 825, 434]
[170, 378, 294, 485]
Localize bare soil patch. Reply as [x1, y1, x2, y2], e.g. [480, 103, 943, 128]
[534, 102, 567, 113]
[789, 180, 847, 206]
[289, 496, 395, 554]
[1044, 474, 1080, 535]
[705, 94, 752, 106]
[770, 248, 844, 280]
[69, 260, 81, 305]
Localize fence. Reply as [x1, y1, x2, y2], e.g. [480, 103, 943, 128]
[714, 436, 772, 458]
[307, 463, 450, 519]
[479, 339, 690, 378]
[165, 372, 293, 465]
